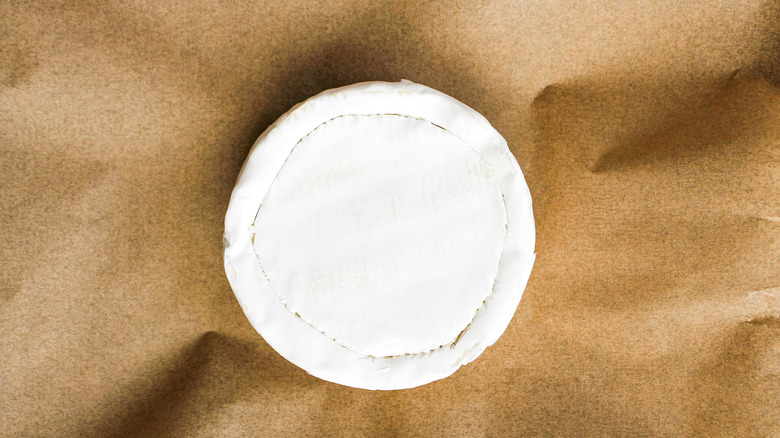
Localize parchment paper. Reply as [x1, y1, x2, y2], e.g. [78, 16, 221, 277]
[2, 1, 778, 436]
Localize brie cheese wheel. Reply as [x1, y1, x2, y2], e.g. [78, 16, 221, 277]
[223, 80, 535, 390]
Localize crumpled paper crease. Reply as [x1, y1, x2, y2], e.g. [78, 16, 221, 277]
[1, 1, 778, 436]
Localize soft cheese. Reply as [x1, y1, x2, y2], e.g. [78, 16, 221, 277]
[224, 81, 535, 390]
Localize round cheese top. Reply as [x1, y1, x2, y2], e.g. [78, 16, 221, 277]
[224, 81, 535, 390]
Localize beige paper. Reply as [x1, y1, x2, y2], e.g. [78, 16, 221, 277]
[1, 1, 778, 436]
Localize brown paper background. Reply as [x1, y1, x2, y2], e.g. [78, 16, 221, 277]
[2, 1, 779, 436]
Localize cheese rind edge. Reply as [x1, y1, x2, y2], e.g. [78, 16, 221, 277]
[224, 81, 535, 390]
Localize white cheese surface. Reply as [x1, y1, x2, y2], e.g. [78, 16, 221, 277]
[224, 81, 535, 390]
[254, 114, 506, 357]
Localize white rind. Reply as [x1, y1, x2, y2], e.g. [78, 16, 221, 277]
[253, 113, 509, 357]
[224, 81, 536, 390]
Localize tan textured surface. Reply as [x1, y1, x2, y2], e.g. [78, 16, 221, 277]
[1, 1, 779, 436]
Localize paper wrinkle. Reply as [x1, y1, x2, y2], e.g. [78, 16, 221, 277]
[743, 315, 780, 326]
[743, 287, 780, 323]
[531, 71, 780, 175]
[92, 331, 312, 437]
[4, 0, 779, 433]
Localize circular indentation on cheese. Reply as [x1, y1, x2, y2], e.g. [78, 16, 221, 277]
[225, 80, 537, 390]
[252, 114, 507, 358]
